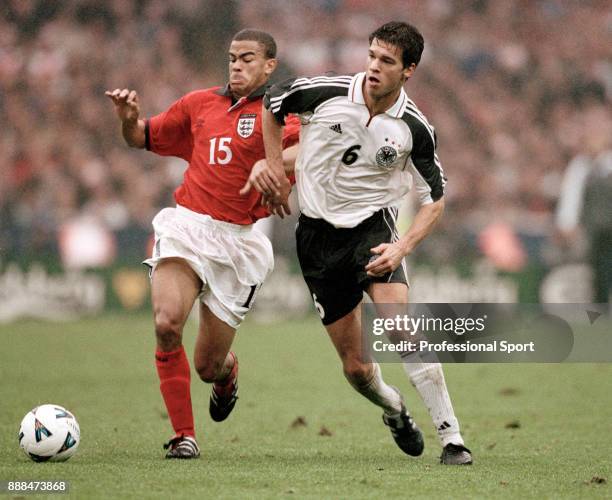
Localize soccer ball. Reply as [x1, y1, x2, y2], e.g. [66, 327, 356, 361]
[18, 404, 80, 462]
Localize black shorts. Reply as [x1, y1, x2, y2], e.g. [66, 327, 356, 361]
[296, 209, 408, 326]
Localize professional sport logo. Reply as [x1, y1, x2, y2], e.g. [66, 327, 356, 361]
[237, 114, 256, 138]
[375, 145, 398, 168]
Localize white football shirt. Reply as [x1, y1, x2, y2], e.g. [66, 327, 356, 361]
[265, 72, 446, 228]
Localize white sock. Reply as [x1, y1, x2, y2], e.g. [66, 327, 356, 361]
[402, 354, 464, 446]
[347, 362, 403, 415]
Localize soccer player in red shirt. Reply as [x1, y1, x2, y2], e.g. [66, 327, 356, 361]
[106, 30, 299, 458]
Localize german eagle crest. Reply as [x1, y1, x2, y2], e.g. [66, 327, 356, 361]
[375, 145, 398, 168]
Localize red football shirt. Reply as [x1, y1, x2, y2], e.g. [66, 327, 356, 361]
[145, 84, 300, 225]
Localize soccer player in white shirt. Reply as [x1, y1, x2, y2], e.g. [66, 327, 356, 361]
[243, 21, 472, 465]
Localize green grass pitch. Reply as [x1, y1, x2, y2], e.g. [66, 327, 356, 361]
[1, 313, 610, 498]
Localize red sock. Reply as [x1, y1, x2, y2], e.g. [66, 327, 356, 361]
[155, 346, 195, 438]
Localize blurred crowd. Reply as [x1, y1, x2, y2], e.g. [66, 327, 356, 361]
[1, 0, 611, 274]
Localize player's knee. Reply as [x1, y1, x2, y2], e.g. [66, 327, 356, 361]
[194, 358, 222, 383]
[343, 360, 372, 387]
[154, 311, 183, 350]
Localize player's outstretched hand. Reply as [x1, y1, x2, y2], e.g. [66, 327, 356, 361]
[239, 159, 281, 197]
[105, 88, 140, 123]
[365, 242, 405, 277]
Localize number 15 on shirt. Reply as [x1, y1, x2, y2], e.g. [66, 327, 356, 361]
[209, 137, 232, 165]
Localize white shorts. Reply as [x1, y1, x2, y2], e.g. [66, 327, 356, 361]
[143, 205, 274, 329]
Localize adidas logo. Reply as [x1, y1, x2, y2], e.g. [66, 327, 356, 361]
[329, 123, 342, 134]
[437, 421, 452, 431]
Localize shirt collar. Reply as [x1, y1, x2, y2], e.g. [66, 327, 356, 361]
[214, 83, 268, 101]
[348, 72, 407, 118]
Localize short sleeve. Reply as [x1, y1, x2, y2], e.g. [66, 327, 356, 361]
[409, 163, 437, 206]
[402, 113, 446, 203]
[146, 96, 193, 161]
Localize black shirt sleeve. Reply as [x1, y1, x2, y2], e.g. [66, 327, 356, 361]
[402, 112, 445, 201]
[264, 75, 351, 125]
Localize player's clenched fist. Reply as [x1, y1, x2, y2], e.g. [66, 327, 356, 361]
[105, 88, 140, 123]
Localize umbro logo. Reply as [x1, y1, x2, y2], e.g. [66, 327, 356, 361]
[329, 123, 342, 134]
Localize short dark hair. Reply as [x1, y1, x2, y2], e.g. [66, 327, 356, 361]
[368, 21, 424, 67]
[232, 29, 277, 59]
